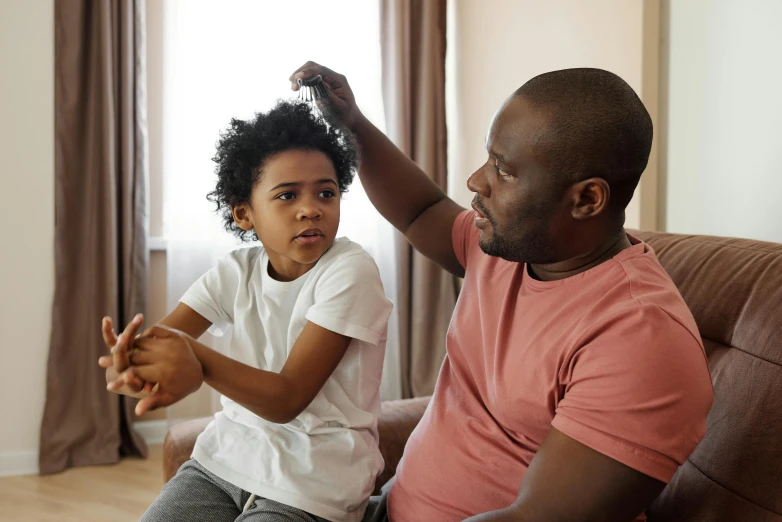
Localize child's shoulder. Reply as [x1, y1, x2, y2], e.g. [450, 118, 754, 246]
[314, 237, 381, 277]
[320, 237, 375, 265]
[216, 244, 265, 273]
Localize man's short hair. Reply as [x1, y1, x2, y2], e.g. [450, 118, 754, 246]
[515, 68, 653, 213]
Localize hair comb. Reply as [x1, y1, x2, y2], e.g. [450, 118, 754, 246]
[297, 75, 329, 103]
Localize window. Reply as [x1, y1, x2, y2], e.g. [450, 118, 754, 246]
[151, 0, 401, 415]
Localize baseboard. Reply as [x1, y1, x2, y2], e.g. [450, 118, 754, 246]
[0, 421, 173, 478]
[0, 449, 39, 477]
[133, 420, 170, 446]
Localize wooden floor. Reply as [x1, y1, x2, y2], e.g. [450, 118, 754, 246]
[0, 445, 164, 522]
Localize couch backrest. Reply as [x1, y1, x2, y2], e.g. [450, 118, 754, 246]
[631, 231, 782, 521]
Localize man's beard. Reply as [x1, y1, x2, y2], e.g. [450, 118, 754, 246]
[476, 203, 560, 264]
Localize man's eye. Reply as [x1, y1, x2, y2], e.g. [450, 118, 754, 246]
[493, 158, 511, 178]
[276, 192, 295, 200]
[320, 190, 336, 198]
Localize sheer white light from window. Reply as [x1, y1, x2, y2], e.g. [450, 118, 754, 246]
[162, 0, 401, 410]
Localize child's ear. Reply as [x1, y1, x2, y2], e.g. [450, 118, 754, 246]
[231, 204, 254, 232]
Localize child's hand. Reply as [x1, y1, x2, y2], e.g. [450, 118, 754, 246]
[98, 314, 155, 396]
[116, 325, 204, 416]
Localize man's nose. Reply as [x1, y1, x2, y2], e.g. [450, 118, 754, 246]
[467, 165, 490, 197]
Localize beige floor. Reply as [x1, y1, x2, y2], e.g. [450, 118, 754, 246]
[0, 445, 164, 522]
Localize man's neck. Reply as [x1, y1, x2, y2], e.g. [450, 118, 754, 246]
[528, 230, 632, 282]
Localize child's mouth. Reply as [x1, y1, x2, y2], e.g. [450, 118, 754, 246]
[295, 228, 325, 245]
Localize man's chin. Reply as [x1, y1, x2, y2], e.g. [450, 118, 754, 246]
[478, 236, 502, 259]
[479, 235, 528, 263]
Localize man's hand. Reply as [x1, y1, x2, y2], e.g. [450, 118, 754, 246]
[289, 61, 362, 129]
[289, 62, 466, 278]
[116, 325, 204, 416]
[98, 314, 153, 397]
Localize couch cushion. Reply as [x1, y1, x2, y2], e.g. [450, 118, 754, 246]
[633, 231, 782, 521]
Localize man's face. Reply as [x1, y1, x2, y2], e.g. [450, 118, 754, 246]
[467, 95, 570, 264]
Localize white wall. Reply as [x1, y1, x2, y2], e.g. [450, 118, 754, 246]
[0, 0, 55, 474]
[446, 0, 647, 229]
[664, 0, 782, 242]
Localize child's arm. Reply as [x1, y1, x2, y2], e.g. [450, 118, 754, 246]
[156, 303, 214, 338]
[129, 321, 351, 422]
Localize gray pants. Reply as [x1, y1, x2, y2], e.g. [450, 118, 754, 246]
[140, 460, 329, 522]
[361, 477, 392, 522]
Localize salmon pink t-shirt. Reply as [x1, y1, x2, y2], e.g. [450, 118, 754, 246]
[387, 210, 713, 521]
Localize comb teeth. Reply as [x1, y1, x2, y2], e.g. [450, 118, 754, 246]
[297, 75, 328, 103]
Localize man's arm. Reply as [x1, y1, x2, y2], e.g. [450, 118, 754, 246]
[464, 427, 665, 522]
[291, 62, 466, 277]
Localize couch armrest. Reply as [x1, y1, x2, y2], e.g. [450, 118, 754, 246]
[374, 396, 431, 494]
[162, 397, 431, 492]
[162, 417, 211, 482]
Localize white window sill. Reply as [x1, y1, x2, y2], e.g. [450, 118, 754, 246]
[149, 236, 167, 251]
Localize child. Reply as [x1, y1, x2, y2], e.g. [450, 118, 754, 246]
[99, 100, 393, 522]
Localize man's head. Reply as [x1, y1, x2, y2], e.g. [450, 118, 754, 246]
[468, 68, 653, 264]
[208, 100, 357, 278]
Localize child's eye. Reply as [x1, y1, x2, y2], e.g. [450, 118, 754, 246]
[319, 190, 336, 198]
[276, 192, 295, 200]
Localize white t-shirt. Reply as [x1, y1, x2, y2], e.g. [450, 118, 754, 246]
[180, 237, 393, 522]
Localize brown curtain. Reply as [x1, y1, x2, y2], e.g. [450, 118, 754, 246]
[40, 0, 149, 474]
[380, 0, 458, 398]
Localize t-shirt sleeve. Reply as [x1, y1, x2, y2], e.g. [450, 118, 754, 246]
[551, 304, 714, 483]
[452, 209, 480, 269]
[305, 253, 393, 346]
[179, 251, 243, 334]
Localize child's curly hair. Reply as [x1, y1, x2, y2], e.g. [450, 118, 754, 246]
[207, 100, 358, 241]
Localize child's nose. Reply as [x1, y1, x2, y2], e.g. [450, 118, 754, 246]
[297, 203, 322, 220]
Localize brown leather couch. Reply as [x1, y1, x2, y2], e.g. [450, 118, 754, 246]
[162, 231, 782, 521]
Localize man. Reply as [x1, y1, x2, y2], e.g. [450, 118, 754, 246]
[112, 63, 712, 521]
[288, 63, 713, 522]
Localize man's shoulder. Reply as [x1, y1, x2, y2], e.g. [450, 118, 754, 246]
[610, 244, 702, 344]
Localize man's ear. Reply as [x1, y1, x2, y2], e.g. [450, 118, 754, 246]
[231, 204, 254, 232]
[569, 178, 610, 220]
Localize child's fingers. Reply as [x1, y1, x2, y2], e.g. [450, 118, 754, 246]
[125, 344, 157, 365]
[106, 368, 142, 391]
[112, 333, 130, 371]
[129, 363, 163, 383]
[106, 376, 123, 392]
[101, 317, 117, 349]
[135, 393, 165, 416]
[98, 355, 113, 368]
[125, 373, 146, 393]
[120, 313, 145, 342]
[111, 314, 144, 371]
[135, 396, 152, 416]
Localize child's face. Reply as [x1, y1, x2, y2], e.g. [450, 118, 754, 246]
[233, 149, 341, 281]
